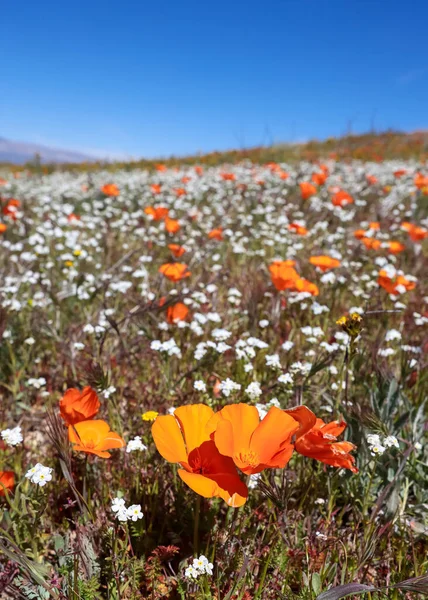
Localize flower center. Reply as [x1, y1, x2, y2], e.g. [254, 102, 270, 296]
[236, 449, 260, 468]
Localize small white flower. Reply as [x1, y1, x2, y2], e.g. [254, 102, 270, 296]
[25, 463, 52, 487]
[193, 380, 206, 392]
[185, 565, 199, 579]
[1, 425, 23, 446]
[127, 504, 144, 521]
[73, 342, 85, 350]
[126, 436, 148, 453]
[281, 340, 294, 352]
[24, 337, 35, 345]
[265, 354, 281, 369]
[384, 435, 399, 449]
[245, 381, 262, 400]
[259, 319, 269, 328]
[278, 373, 293, 385]
[219, 378, 241, 397]
[315, 498, 326, 505]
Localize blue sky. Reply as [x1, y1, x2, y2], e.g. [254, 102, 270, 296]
[1, 0, 427, 159]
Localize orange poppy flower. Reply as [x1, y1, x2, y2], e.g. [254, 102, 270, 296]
[0, 223, 7, 233]
[152, 404, 248, 507]
[68, 420, 125, 458]
[278, 170, 290, 180]
[319, 164, 329, 175]
[366, 175, 378, 185]
[0, 471, 15, 496]
[168, 243, 186, 257]
[181, 176, 191, 184]
[151, 184, 162, 194]
[100, 184, 120, 196]
[332, 190, 353, 207]
[387, 241, 405, 254]
[145, 206, 169, 221]
[2, 199, 20, 220]
[361, 237, 382, 250]
[208, 227, 223, 241]
[401, 222, 428, 242]
[295, 277, 319, 296]
[414, 173, 428, 189]
[354, 229, 367, 240]
[156, 164, 167, 172]
[294, 418, 358, 473]
[206, 404, 299, 475]
[221, 172, 236, 181]
[159, 263, 191, 282]
[174, 188, 186, 197]
[194, 166, 203, 175]
[393, 169, 406, 178]
[300, 182, 317, 200]
[167, 302, 189, 323]
[288, 223, 308, 236]
[0, 178, 7, 186]
[268, 261, 299, 291]
[67, 213, 80, 222]
[309, 256, 341, 272]
[369, 222, 380, 230]
[311, 172, 327, 186]
[59, 386, 101, 426]
[378, 271, 416, 295]
[164, 217, 181, 234]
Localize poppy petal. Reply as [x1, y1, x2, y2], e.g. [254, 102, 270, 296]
[151, 415, 188, 463]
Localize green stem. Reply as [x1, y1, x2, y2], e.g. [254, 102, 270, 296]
[193, 496, 201, 555]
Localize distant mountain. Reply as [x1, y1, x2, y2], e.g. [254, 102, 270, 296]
[0, 137, 98, 164]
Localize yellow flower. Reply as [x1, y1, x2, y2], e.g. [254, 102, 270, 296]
[64, 260, 74, 267]
[142, 410, 159, 422]
[350, 312, 362, 322]
[336, 316, 347, 326]
[73, 249, 82, 257]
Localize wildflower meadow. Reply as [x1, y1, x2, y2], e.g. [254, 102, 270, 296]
[0, 156, 427, 599]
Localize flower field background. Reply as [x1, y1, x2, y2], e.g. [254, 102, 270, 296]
[0, 148, 427, 599]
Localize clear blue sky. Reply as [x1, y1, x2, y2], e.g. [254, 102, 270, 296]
[1, 0, 428, 159]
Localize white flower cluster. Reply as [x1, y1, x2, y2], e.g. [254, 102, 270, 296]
[367, 433, 399, 455]
[1, 425, 23, 446]
[185, 555, 214, 579]
[150, 338, 182, 357]
[111, 497, 144, 522]
[126, 436, 148, 453]
[25, 463, 53, 486]
[245, 381, 262, 400]
[219, 378, 241, 397]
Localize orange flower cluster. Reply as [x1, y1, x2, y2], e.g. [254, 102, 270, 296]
[309, 255, 341, 272]
[378, 270, 416, 295]
[100, 184, 120, 196]
[401, 221, 428, 242]
[152, 403, 357, 506]
[0, 470, 14, 497]
[268, 261, 319, 296]
[59, 387, 125, 458]
[159, 263, 191, 282]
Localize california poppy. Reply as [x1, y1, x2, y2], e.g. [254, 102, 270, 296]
[300, 182, 317, 200]
[393, 169, 406, 178]
[206, 404, 299, 475]
[269, 261, 299, 291]
[145, 206, 169, 221]
[167, 302, 189, 323]
[159, 263, 191, 282]
[0, 223, 7, 233]
[151, 184, 162, 194]
[288, 223, 308, 236]
[59, 386, 101, 426]
[152, 404, 248, 507]
[387, 241, 405, 254]
[100, 184, 120, 196]
[309, 256, 341, 272]
[208, 228, 223, 241]
[164, 217, 181, 234]
[168, 243, 186, 257]
[361, 237, 382, 250]
[174, 188, 186, 197]
[221, 173, 236, 181]
[295, 278, 319, 296]
[68, 420, 125, 458]
[294, 418, 358, 473]
[366, 175, 378, 185]
[378, 270, 416, 295]
[156, 164, 167, 172]
[2, 199, 20, 220]
[0, 471, 14, 496]
[332, 190, 353, 207]
[312, 172, 327, 186]
[414, 173, 428, 189]
[401, 222, 428, 242]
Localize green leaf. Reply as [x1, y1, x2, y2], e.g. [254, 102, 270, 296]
[316, 583, 377, 600]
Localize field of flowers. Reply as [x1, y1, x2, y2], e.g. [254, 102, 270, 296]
[0, 159, 427, 599]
